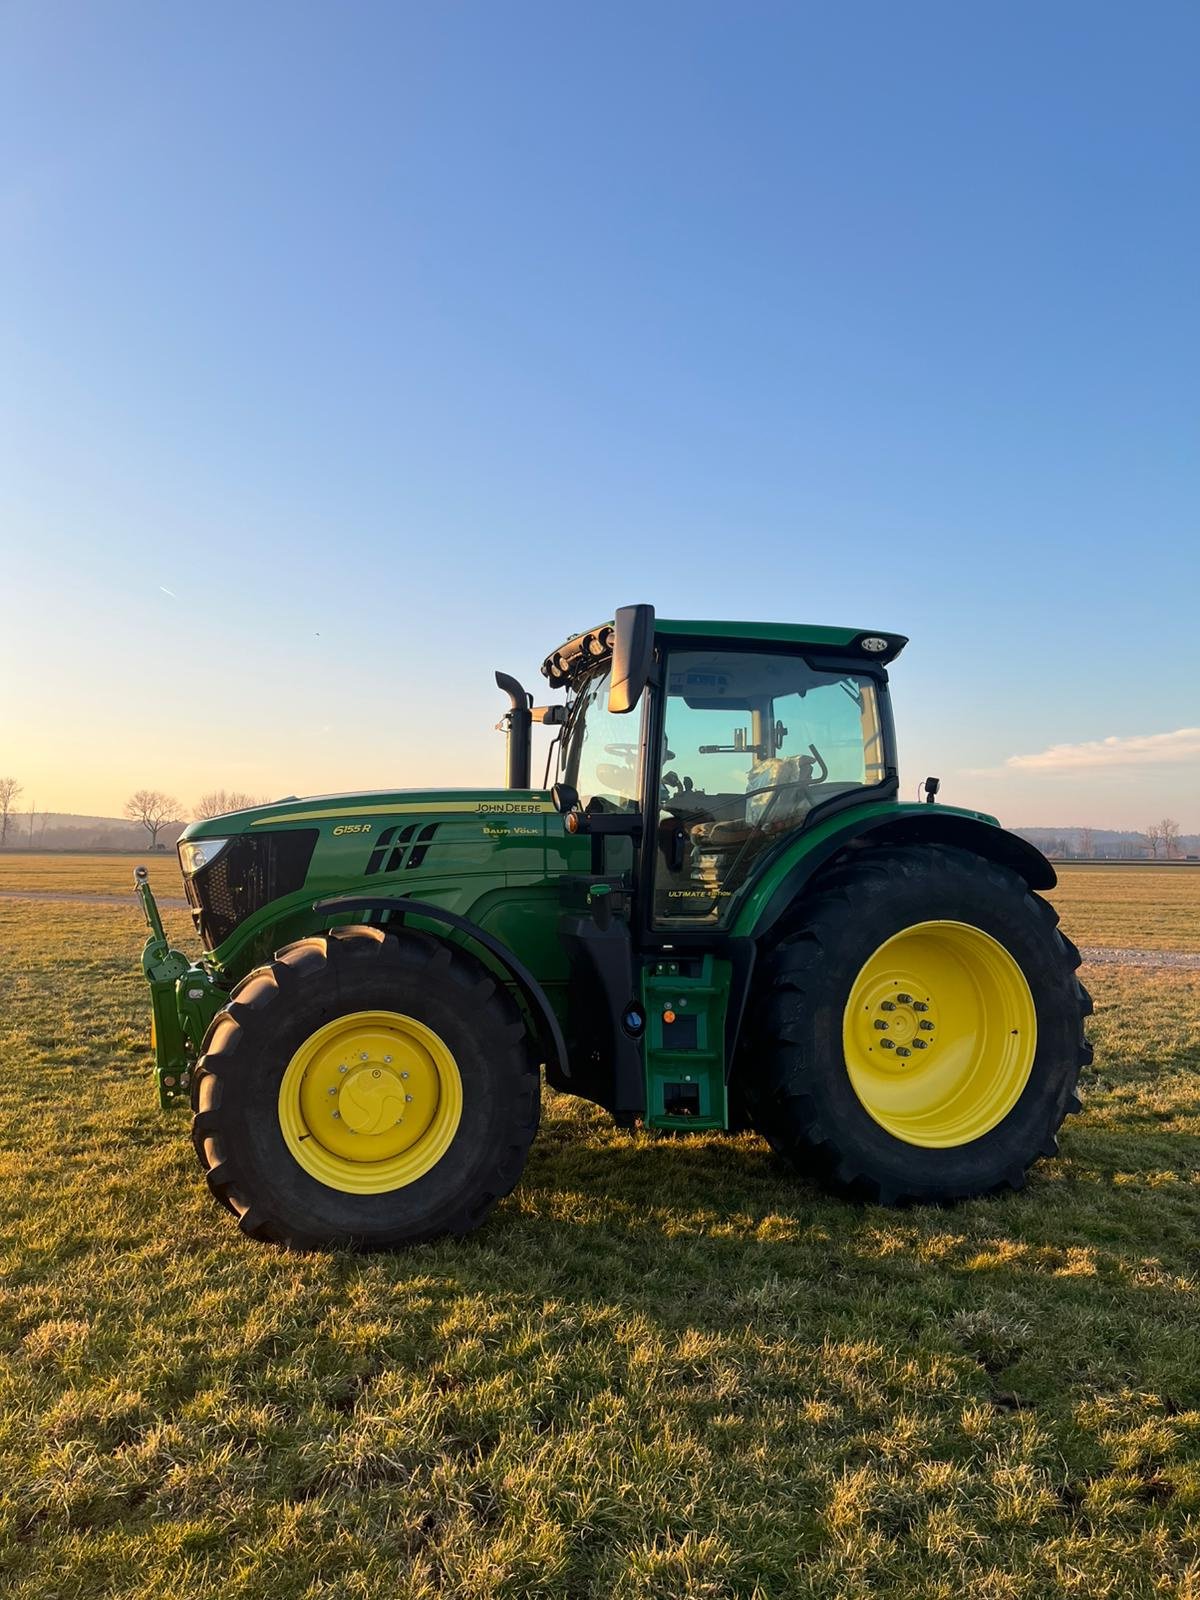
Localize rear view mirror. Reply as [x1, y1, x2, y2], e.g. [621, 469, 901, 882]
[608, 604, 655, 715]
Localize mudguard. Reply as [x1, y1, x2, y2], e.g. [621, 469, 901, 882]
[732, 802, 1056, 945]
[313, 894, 569, 1084]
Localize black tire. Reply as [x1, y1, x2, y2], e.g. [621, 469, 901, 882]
[190, 925, 540, 1249]
[738, 845, 1092, 1204]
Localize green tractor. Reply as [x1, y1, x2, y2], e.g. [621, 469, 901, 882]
[137, 606, 1091, 1249]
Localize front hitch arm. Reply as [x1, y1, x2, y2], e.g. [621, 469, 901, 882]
[135, 866, 208, 1109]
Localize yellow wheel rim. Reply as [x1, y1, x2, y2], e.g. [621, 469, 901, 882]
[842, 920, 1037, 1148]
[278, 1010, 463, 1193]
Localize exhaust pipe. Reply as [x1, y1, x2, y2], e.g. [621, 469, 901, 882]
[495, 672, 532, 789]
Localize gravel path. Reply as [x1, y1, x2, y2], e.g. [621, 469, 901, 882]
[0, 889, 190, 910]
[1079, 946, 1200, 970]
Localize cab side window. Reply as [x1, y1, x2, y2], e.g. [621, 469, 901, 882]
[654, 650, 883, 924]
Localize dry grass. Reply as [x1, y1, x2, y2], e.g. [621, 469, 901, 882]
[1047, 866, 1200, 953]
[1, 869, 1199, 1596]
[4, 853, 1199, 953]
[0, 852, 153, 896]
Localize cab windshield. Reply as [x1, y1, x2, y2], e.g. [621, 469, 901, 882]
[562, 664, 643, 811]
[654, 648, 887, 924]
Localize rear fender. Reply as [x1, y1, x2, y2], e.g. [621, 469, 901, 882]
[737, 805, 1056, 946]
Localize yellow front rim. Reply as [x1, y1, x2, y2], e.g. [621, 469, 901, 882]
[842, 920, 1037, 1148]
[278, 1010, 463, 1193]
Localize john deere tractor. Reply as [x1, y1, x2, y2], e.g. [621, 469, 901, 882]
[137, 606, 1090, 1248]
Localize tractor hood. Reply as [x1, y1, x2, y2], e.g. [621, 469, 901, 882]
[175, 788, 562, 960]
[179, 788, 557, 842]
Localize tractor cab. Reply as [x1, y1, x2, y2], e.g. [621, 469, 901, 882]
[531, 606, 905, 931]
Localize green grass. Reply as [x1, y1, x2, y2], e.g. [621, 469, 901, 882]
[2, 873, 1200, 1596]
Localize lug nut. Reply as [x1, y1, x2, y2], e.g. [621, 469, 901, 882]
[919, 1019, 934, 1031]
[912, 1039, 928, 1050]
[896, 1047, 911, 1058]
[384, 1055, 392, 1064]
[874, 1020, 889, 1032]
[332, 1110, 341, 1119]
[405, 1094, 413, 1102]
[912, 1001, 929, 1013]
[896, 992, 912, 1004]
[401, 1072, 409, 1080]
[327, 1087, 336, 1096]
[880, 1038, 895, 1050]
[338, 1065, 347, 1074]
[360, 1053, 368, 1061]
[881, 1001, 896, 1012]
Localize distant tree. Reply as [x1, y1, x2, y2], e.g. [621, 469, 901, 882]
[194, 790, 264, 819]
[25, 802, 47, 846]
[1144, 821, 1164, 860]
[0, 777, 21, 846]
[1077, 827, 1095, 859]
[1160, 818, 1181, 860]
[125, 789, 181, 849]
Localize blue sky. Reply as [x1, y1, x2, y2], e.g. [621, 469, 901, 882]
[2, 1, 1197, 829]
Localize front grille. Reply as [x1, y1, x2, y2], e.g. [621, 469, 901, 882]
[187, 830, 319, 949]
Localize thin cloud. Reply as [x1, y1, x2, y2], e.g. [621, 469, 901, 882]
[973, 727, 1200, 776]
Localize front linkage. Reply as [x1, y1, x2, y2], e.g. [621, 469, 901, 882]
[135, 866, 222, 1109]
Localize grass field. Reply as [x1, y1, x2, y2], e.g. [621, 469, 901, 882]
[2, 861, 1200, 1597]
[0, 852, 156, 896]
[4, 852, 1198, 950]
[1051, 865, 1200, 953]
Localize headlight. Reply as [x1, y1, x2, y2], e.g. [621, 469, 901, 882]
[179, 838, 231, 875]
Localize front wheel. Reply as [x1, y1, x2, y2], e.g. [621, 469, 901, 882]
[739, 845, 1092, 1204]
[190, 926, 540, 1248]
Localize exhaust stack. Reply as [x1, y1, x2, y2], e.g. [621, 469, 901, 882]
[495, 672, 533, 789]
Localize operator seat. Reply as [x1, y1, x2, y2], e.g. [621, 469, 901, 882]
[687, 754, 816, 896]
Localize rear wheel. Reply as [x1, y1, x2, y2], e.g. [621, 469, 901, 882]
[739, 845, 1091, 1204]
[191, 926, 540, 1248]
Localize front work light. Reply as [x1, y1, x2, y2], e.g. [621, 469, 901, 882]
[178, 838, 231, 875]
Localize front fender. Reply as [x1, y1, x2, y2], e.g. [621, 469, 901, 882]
[732, 803, 1055, 944]
[312, 894, 569, 1084]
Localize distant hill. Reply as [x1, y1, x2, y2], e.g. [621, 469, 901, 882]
[4, 812, 1197, 860]
[1015, 826, 1200, 860]
[1, 813, 188, 851]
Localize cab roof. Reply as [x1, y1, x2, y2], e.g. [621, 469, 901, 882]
[541, 616, 907, 688]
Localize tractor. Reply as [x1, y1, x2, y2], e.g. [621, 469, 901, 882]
[137, 605, 1091, 1248]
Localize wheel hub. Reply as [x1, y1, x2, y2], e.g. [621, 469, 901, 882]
[338, 1062, 410, 1136]
[858, 979, 938, 1064]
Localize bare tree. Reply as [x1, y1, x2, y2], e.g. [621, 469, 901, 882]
[1160, 818, 1181, 860]
[25, 801, 46, 846]
[1077, 827, 1095, 860]
[125, 789, 181, 849]
[0, 777, 21, 847]
[194, 790, 264, 819]
[1144, 821, 1164, 860]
